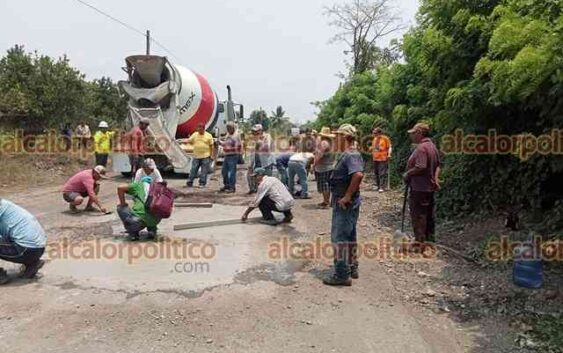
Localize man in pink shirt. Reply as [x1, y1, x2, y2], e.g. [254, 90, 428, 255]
[62, 166, 109, 214]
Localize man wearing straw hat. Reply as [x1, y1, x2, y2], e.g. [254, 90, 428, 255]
[314, 127, 336, 208]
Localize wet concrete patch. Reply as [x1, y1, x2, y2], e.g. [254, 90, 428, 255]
[40, 203, 312, 298]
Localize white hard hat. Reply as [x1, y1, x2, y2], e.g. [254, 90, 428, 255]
[99, 121, 109, 128]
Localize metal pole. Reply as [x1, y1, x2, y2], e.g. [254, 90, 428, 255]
[146, 30, 150, 55]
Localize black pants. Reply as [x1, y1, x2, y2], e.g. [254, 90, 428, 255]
[373, 160, 388, 189]
[258, 195, 292, 220]
[0, 240, 44, 266]
[95, 153, 109, 167]
[409, 191, 435, 243]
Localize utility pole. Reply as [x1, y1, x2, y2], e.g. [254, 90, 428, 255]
[146, 30, 151, 55]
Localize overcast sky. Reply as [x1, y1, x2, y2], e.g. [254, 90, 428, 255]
[0, 0, 419, 123]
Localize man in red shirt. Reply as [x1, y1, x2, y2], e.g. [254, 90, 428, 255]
[129, 118, 151, 176]
[62, 166, 109, 214]
[404, 123, 441, 246]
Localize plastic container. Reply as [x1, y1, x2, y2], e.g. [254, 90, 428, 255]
[512, 243, 543, 289]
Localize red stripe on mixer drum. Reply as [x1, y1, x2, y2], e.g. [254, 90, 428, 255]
[176, 74, 216, 137]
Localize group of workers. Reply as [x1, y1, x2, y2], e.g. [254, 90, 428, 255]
[0, 120, 440, 288]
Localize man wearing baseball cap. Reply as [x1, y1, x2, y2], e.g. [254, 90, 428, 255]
[241, 167, 295, 226]
[404, 122, 441, 249]
[247, 124, 275, 194]
[323, 124, 364, 286]
[62, 166, 110, 214]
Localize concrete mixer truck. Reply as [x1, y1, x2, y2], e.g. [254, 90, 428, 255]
[111, 55, 244, 175]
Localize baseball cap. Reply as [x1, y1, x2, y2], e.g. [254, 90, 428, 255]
[251, 167, 268, 176]
[143, 158, 156, 170]
[93, 165, 109, 179]
[335, 124, 357, 137]
[251, 124, 263, 132]
[408, 123, 430, 134]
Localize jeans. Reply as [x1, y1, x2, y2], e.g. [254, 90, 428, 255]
[95, 153, 109, 167]
[259, 195, 293, 220]
[188, 157, 212, 186]
[222, 154, 238, 190]
[373, 160, 388, 189]
[276, 164, 289, 186]
[288, 161, 308, 196]
[409, 191, 435, 243]
[0, 238, 44, 266]
[117, 205, 154, 236]
[331, 204, 360, 280]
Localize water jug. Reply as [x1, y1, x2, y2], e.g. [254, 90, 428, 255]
[512, 242, 543, 289]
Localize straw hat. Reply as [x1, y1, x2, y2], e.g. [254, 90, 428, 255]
[318, 126, 335, 138]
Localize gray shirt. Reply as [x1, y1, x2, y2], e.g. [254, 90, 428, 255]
[315, 140, 335, 173]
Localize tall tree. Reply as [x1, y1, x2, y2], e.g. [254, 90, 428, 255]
[248, 108, 270, 131]
[325, 0, 404, 74]
[270, 106, 291, 133]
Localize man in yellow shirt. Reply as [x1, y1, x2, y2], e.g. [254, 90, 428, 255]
[93, 121, 114, 167]
[186, 123, 215, 188]
[372, 127, 392, 192]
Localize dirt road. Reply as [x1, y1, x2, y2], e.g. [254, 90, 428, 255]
[0, 171, 480, 353]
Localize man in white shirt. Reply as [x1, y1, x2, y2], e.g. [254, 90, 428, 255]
[75, 121, 92, 149]
[241, 168, 295, 226]
[288, 151, 315, 199]
[134, 158, 164, 183]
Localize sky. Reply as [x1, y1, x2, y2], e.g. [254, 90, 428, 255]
[0, 0, 419, 124]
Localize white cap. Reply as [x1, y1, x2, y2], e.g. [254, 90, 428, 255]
[98, 121, 109, 128]
[143, 158, 156, 170]
[252, 124, 263, 132]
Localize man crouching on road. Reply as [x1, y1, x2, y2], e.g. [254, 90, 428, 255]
[323, 124, 364, 287]
[62, 166, 110, 214]
[241, 168, 295, 226]
[117, 176, 162, 241]
[0, 199, 47, 284]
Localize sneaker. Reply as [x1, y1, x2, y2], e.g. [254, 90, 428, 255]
[0, 268, 9, 285]
[282, 214, 294, 224]
[322, 275, 352, 287]
[258, 219, 279, 226]
[225, 189, 236, 194]
[186, 183, 193, 188]
[378, 189, 384, 193]
[299, 194, 312, 200]
[219, 187, 228, 193]
[21, 260, 45, 279]
[350, 267, 359, 279]
[127, 233, 140, 241]
[84, 205, 96, 212]
[69, 204, 80, 213]
[199, 185, 207, 189]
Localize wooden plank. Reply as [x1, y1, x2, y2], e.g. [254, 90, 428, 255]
[173, 217, 263, 231]
[174, 203, 214, 208]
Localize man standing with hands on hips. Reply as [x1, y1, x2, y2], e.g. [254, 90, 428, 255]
[323, 124, 364, 287]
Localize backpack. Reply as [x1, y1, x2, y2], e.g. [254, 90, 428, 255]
[145, 182, 174, 219]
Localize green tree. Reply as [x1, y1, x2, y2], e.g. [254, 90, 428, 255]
[248, 108, 271, 131]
